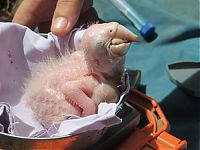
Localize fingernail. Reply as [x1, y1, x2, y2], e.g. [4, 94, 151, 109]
[53, 17, 68, 29]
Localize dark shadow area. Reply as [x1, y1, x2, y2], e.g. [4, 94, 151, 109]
[160, 87, 200, 150]
[75, 7, 105, 29]
[158, 28, 200, 45]
[168, 62, 200, 69]
[175, 71, 200, 98]
[0, 106, 9, 133]
[161, 61, 200, 149]
[167, 62, 200, 97]
[143, 31, 158, 43]
[0, 0, 17, 22]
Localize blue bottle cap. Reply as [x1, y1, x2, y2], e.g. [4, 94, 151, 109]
[140, 22, 155, 38]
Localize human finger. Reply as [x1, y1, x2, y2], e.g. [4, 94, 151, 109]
[51, 0, 84, 36]
[12, 0, 56, 30]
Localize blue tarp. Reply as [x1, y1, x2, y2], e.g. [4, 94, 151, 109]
[94, 0, 200, 149]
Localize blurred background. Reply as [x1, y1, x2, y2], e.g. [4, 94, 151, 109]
[93, 0, 199, 149]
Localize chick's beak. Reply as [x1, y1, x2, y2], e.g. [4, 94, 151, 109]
[109, 23, 139, 56]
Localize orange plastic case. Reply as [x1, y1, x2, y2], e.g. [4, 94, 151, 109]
[0, 86, 187, 150]
[115, 88, 187, 150]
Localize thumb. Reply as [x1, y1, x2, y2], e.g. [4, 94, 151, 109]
[51, 0, 84, 36]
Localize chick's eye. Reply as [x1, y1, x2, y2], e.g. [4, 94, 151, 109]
[94, 59, 100, 66]
[110, 30, 113, 33]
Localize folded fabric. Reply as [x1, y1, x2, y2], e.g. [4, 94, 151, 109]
[0, 102, 15, 134]
[0, 22, 122, 138]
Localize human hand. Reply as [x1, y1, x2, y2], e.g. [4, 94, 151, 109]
[12, 0, 99, 36]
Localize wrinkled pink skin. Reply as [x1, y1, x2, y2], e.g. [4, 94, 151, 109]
[24, 22, 138, 128]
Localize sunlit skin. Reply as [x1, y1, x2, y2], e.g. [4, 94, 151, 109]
[24, 22, 138, 128]
[12, 0, 94, 35]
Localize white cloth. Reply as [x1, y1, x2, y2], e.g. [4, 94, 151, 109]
[0, 22, 122, 138]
